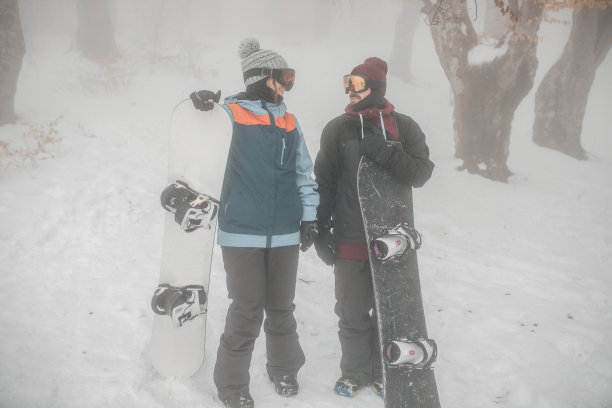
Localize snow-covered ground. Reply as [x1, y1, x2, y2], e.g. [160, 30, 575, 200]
[1, 3, 611, 408]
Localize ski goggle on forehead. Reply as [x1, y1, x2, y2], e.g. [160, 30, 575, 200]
[344, 74, 369, 94]
[243, 68, 295, 91]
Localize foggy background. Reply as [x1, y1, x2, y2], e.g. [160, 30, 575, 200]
[1, 1, 611, 407]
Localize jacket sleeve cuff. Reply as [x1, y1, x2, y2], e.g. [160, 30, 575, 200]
[302, 206, 317, 222]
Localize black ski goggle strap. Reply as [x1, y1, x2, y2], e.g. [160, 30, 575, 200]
[243, 68, 295, 91]
[343, 74, 386, 94]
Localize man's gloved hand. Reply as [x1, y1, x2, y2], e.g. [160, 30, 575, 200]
[189, 90, 221, 111]
[314, 221, 336, 265]
[360, 131, 395, 168]
[300, 221, 318, 252]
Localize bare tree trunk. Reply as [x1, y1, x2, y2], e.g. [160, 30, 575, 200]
[76, 0, 116, 62]
[389, 1, 421, 82]
[0, 0, 25, 126]
[423, 0, 544, 182]
[483, 0, 509, 42]
[533, 7, 612, 159]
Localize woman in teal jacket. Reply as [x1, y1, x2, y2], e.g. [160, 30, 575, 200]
[190, 38, 318, 408]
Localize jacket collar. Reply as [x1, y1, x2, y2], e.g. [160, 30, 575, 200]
[225, 93, 287, 117]
[345, 97, 398, 141]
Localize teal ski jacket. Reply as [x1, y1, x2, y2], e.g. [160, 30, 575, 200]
[218, 95, 319, 248]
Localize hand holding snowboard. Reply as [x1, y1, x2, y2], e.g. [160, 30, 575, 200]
[189, 90, 221, 111]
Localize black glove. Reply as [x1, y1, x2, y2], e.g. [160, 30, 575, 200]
[300, 221, 318, 252]
[314, 222, 336, 265]
[189, 90, 221, 111]
[360, 131, 395, 168]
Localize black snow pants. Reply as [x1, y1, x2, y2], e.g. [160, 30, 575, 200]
[334, 257, 381, 387]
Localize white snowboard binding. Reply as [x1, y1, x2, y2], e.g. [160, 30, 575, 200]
[384, 338, 437, 369]
[151, 284, 207, 328]
[371, 223, 422, 261]
[160, 180, 219, 232]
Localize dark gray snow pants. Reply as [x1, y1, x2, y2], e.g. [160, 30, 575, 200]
[213, 245, 305, 400]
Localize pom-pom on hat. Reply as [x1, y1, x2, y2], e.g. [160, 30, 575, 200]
[239, 38, 288, 86]
[350, 57, 388, 95]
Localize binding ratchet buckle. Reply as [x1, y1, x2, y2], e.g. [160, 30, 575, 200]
[160, 180, 220, 232]
[384, 338, 437, 369]
[371, 223, 422, 261]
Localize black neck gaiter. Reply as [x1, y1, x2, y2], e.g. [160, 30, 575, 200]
[349, 90, 385, 112]
[238, 78, 283, 105]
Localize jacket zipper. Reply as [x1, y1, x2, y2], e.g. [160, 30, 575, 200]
[280, 135, 287, 165]
[263, 102, 278, 246]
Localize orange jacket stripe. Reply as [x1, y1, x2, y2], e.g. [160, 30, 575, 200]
[227, 103, 296, 132]
[227, 103, 269, 126]
[274, 114, 296, 132]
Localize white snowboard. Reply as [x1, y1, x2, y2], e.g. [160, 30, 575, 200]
[151, 100, 232, 377]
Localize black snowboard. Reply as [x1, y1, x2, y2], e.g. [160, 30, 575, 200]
[357, 157, 441, 408]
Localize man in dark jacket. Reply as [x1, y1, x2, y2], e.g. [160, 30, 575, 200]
[313, 57, 434, 398]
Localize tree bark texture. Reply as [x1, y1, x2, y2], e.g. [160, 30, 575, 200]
[76, 0, 116, 62]
[0, 0, 25, 126]
[423, 0, 544, 182]
[533, 6, 612, 159]
[483, 0, 510, 41]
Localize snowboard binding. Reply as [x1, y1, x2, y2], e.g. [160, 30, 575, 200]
[160, 181, 220, 232]
[384, 338, 437, 369]
[371, 223, 422, 261]
[151, 284, 207, 328]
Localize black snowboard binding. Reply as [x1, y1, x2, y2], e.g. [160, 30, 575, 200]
[371, 223, 422, 261]
[151, 284, 207, 328]
[160, 180, 220, 232]
[384, 338, 437, 369]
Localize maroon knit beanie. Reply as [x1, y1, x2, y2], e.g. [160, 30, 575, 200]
[350, 57, 388, 95]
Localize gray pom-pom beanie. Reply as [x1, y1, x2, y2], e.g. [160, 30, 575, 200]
[239, 38, 288, 86]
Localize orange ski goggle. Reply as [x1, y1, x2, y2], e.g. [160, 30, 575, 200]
[344, 74, 385, 94]
[344, 75, 371, 94]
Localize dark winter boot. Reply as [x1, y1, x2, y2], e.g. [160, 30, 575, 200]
[220, 391, 254, 408]
[371, 378, 384, 398]
[333, 376, 362, 397]
[269, 374, 299, 396]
